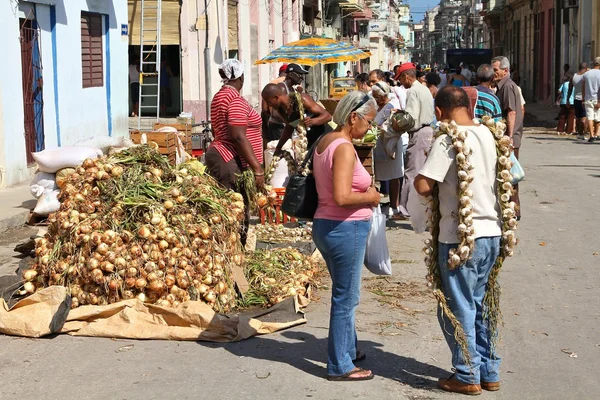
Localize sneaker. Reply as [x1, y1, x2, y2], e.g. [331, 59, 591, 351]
[589, 137, 596, 143]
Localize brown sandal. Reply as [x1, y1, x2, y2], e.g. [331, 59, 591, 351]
[327, 367, 374, 381]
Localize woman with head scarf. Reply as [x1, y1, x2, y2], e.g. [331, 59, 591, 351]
[371, 82, 404, 218]
[206, 59, 264, 244]
[312, 91, 379, 381]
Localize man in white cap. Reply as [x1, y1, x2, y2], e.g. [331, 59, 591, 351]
[394, 62, 435, 219]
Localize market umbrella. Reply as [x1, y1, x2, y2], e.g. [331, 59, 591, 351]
[254, 37, 371, 66]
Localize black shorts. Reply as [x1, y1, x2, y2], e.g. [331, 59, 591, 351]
[574, 99, 586, 119]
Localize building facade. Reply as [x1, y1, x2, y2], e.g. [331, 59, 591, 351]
[0, 0, 129, 188]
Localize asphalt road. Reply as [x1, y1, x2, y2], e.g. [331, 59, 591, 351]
[0, 132, 599, 400]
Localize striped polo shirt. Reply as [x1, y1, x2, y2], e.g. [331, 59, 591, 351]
[210, 85, 263, 167]
[474, 85, 503, 121]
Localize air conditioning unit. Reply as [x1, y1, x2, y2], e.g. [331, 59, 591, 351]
[562, 0, 578, 8]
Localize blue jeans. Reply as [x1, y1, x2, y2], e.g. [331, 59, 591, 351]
[312, 218, 371, 376]
[438, 237, 502, 384]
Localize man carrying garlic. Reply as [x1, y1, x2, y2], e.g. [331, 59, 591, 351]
[414, 86, 517, 396]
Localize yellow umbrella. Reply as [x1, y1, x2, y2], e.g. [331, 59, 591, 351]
[255, 37, 371, 66]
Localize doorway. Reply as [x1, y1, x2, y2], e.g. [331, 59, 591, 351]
[20, 16, 45, 164]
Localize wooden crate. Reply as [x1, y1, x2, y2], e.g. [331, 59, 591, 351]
[354, 143, 374, 177]
[129, 128, 192, 165]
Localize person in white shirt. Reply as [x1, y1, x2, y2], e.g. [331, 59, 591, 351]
[571, 62, 589, 137]
[581, 57, 600, 142]
[438, 67, 449, 89]
[460, 63, 472, 85]
[414, 85, 503, 396]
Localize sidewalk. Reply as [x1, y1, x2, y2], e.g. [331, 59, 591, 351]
[524, 102, 561, 131]
[0, 184, 35, 233]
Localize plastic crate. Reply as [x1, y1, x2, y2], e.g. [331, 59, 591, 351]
[259, 188, 297, 224]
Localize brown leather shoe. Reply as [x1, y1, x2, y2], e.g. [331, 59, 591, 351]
[438, 374, 482, 396]
[481, 381, 500, 391]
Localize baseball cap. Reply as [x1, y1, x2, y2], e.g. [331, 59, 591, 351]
[594, 57, 600, 66]
[394, 62, 417, 80]
[278, 64, 289, 74]
[287, 63, 309, 74]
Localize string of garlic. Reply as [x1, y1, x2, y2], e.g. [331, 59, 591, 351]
[423, 121, 476, 270]
[264, 151, 298, 184]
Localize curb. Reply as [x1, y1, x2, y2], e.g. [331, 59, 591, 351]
[0, 210, 30, 234]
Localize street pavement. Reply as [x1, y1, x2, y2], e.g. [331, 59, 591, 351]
[1, 130, 599, 400]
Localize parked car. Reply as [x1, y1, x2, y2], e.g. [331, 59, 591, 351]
[329, 78, 357, 99]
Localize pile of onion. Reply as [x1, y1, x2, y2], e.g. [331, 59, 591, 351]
[22, 146, 246, 312]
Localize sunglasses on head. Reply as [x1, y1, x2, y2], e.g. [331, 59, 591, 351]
[351, 94, 370, 113]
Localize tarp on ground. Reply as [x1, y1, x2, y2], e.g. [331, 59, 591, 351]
[0, 286, 307, 341]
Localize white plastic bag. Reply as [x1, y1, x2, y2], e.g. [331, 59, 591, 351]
[30, 172, 57, 199]
[32, 146, 102, 173]
[407, 189, 431, 234]
[364, 206, 392, 275]
[264, 149, 294, 188]
[33, 190, 60, 216]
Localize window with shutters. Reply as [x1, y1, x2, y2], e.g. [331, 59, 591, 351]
[81, 12, 103, 88]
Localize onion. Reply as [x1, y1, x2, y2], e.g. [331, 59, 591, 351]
[216, 281, 227, 294]
[125, 277, 136, 288]
[159, 240, 169, 250]
[108, 280, 120, 291]
[82, 158, 96, 169]
[111, 166, 124, 177]
[151, 168, 163, 178]
[165, 274, 176, 287]
[170, 188, 181, 198]
[150, 215, 162, 225]
[97, 243, 109, 255]
[23, 282, 35, 294]
[148, 280, 165, 292]
[136, 292, 147, 302]
[256, 195, 268, 209]
[200, 225, 212, 239]
[176, 195, 186, 204]
[22, 269, 38, 281]
[100, 261, 115, 273]
[204, 291, 216, 303]
[164, 200, 174, 210]
[218, 294, 229, 304]
[135, 278, 147, 289]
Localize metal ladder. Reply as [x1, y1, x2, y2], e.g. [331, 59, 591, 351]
[137, 0, 162, 130]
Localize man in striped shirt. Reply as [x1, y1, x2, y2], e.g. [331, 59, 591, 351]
[474, 64, 502, 121]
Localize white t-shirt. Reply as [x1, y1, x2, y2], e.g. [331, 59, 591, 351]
[419, 124, 502, 244]
[572, 73, 585, 101]
[583, 69, 600, 101]
[439, 73, 448, 89]
[461, 68, 473, 82]
[391, 86, 408, 109]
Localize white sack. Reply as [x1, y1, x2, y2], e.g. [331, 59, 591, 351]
[32, 147, 102, 173]
[33, 190, 60, 216]
[30, 172, 57, 199]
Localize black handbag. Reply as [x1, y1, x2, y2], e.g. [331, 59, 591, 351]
[281, 136, 324, 220]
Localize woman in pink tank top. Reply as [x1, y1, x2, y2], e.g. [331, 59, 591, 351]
[312, 92, 381, 381]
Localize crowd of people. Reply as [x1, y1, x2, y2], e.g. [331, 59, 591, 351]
[555, 58, 600, 142]
[201, 54, 589, 394]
